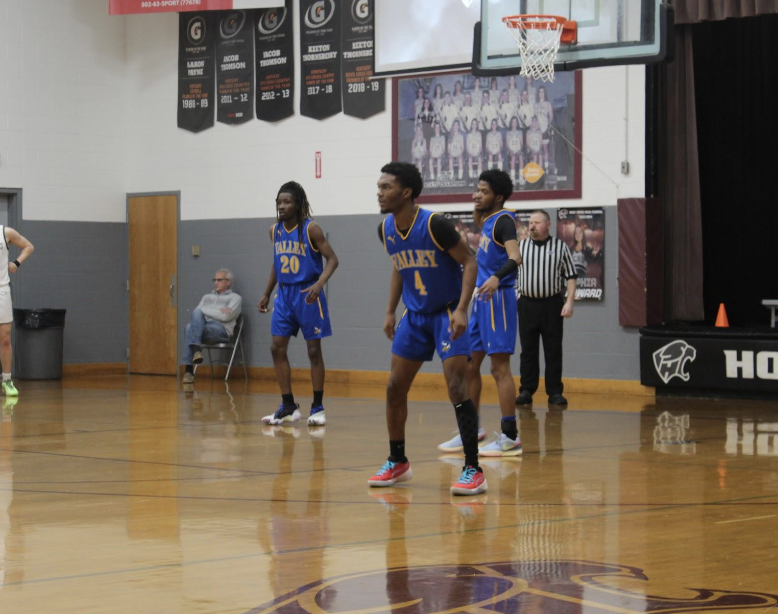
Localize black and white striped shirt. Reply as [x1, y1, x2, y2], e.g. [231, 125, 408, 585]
[517, 236, 577, 298]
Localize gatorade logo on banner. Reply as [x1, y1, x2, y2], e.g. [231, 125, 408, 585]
[178, 12, 215, 133]
[216, 10, 255, 125]
[299, 0, 342, 120]
[255, 0, 294, 122]
[341, 0, 384, 119]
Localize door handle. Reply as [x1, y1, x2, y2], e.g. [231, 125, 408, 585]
[170, 275, 176, 306]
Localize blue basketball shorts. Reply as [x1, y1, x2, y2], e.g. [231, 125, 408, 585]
[392, 306, 471, 362]
[469, 285, 517, 355]
[271, 282, 332, 340]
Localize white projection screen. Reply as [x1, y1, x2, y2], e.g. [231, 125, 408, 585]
[374, 0, 481, 76]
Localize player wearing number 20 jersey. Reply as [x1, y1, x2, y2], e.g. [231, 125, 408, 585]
[271, 218, 331, 339]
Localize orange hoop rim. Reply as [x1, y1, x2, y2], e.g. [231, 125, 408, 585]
[502, 14, 569, 30]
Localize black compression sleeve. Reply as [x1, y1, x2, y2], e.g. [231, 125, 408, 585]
[493, 213, 518, 244]
[377, 222, 384, 244]
[493, 258, 519, 280]
[429, 214, 463, 251]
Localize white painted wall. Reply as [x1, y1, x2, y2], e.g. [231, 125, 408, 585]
[125, 8, 645, 220]
[0, 0, 128, 222]
[0, 1, 645, 222]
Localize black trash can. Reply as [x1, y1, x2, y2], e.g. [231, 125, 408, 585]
[13, 308, 66, 380]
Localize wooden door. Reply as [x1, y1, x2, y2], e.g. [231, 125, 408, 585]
[128, 195, 178, 375]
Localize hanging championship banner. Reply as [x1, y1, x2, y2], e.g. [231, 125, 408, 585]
[341, 0, 384, 119]
[557, 207, 605, 301]
[299, 0, 342, 120]
[178, 12, 215, 133]
[110, 1, 283, 16]
[216, 10, 255, 125]
[255, 0, 294, 122]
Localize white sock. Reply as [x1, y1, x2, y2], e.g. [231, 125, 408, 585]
[2, 373, 10, 382]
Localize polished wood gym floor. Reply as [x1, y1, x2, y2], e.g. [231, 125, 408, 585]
[0, 375, 777, 613]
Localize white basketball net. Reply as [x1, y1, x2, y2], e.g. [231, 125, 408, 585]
[504, 16, 564, 82]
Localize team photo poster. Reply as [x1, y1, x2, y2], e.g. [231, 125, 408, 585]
[393, 70, 582, 204]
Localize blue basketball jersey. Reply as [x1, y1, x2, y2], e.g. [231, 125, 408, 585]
[273, 219, 323, 284]
[383, 208, 462, 313]
[477, 210, 516, 288]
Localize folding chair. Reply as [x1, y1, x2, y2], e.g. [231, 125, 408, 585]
[195, 314, 248, 381]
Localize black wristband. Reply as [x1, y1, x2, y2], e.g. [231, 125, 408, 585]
[494, 259, 518, 280]
[12, 260, 20, 268]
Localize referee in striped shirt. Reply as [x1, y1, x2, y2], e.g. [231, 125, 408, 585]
[515, 210, 577, 407]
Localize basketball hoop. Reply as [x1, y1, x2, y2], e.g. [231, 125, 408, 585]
[502, 15, 577, 82]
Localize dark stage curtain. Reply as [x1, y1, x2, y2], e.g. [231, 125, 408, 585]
[672, 0, 778, 24]
[656, 25, 704, 322]
[692, 14, 778, 327]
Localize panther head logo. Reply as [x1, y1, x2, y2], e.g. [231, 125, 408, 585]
[653, 340, 697, 384]
[441, 341, 451, 353]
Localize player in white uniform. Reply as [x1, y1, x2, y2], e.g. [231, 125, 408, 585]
[507, 75, 521, 107]
[452, 80, 465, 110]
[498, 89, 517, 129]
[488, 77, 501, 107]
[470, 77, 484, 113]
[518, 89, 534, 129]
[0, 226, 34, 397]
[439, 92, 461, 134]
[485, 118, 503, 170]
[411, 123, 427, 177]
[479, 90, 498, 132]
[527, 115, 544, 168]
[506, 116, 525, 183]
[447, 119, 465, 180]
[536, 86, 555, 172]
[428, 121, 446, 181]
[466, 118, 483, 181]
[459, 92, 479, 138]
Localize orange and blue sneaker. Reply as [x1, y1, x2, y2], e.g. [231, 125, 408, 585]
[368, 459, 412, 487]
[450, 465, 488, 496]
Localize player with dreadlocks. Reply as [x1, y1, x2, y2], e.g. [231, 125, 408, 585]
[258, 181, 339, 427]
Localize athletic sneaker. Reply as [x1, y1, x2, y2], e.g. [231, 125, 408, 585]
[308, 405, 326, 426]
[2, 380, 18, 397]
[192, 350, 203, 365]
[478, 432, 523, 457]
[437, 427, 487, 452]
[262, 403, 301, 425]
[182, 372, 194, 384]
[450, 465, 488, 496]
[368, 459, 412, 487]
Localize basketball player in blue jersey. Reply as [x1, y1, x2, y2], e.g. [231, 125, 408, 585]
[368, 161, 486, 496]
[258, 182, 339, 427]
[439, 169, 523, 457]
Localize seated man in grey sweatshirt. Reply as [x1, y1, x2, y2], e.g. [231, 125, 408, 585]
[183, 269, 242, 384]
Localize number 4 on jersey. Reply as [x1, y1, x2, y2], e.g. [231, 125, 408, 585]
[414, 271, 427, 296]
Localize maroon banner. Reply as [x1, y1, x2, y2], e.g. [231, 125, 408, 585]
[110, 1, 280, 16]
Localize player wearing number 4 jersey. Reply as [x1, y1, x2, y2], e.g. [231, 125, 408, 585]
[258, 182, 339, 427]
[369, 161, 486, 496]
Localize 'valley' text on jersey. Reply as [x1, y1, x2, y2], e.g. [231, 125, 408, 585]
[382, 208, 461, 313]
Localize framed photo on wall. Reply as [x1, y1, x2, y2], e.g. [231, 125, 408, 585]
[392, 70, 582, 204]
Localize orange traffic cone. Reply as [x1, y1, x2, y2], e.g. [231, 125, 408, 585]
[715, 303, 729, 327]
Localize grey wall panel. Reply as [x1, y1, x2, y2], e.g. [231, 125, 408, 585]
[14, 221, 128, 364]
[7, 206, 639, 380]
[176, 207, 639, 381]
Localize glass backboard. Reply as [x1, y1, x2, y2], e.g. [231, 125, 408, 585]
[474, 0, 672, 75]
